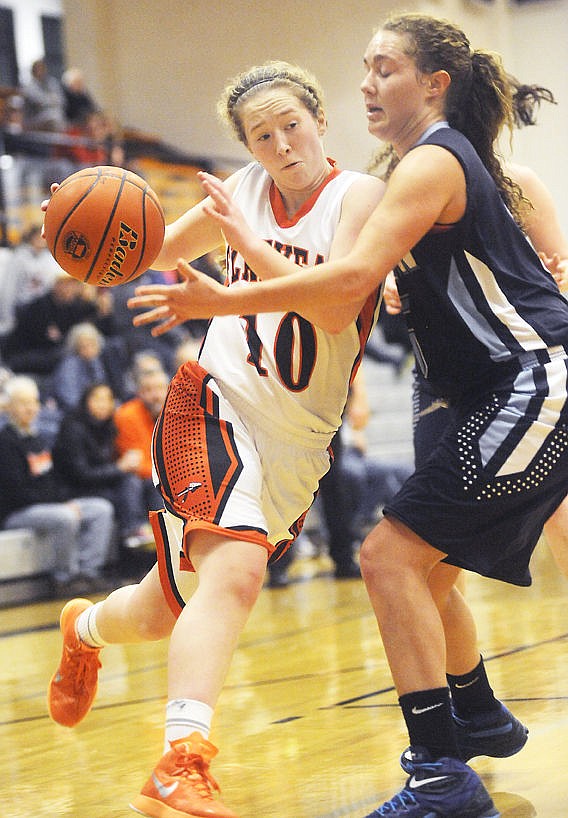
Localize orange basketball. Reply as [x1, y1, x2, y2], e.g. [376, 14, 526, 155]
[43, 165, 165, 287]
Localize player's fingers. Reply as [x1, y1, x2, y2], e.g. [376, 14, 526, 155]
[198, 170, 224, 190]
[130, 284, 174, 298]
[198, 172, 230, 203]
[176, 258, 201, 281]
[151, 316, 183, 337]
[131, 305, 171, 325]
[201, 184, 230, 215]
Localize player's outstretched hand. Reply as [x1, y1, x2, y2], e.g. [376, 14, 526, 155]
[198, 171, 257, 256]
[128, 259, 227, 336]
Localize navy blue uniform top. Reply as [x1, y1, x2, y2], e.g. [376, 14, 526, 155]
[394, 126, 568, 400]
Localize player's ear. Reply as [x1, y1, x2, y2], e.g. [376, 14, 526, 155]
[427, 70, 451, 99]
[317, 110, 327, 136]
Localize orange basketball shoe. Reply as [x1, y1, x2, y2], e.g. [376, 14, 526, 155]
[130, 733, 239, 818]
[47, 598, 102, 727]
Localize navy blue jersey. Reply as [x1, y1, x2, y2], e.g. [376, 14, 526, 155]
[394, 127, 568, 400]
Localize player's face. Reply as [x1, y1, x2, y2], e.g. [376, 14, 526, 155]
[241, 88, 328, 196]
[360, 30, 437, 154]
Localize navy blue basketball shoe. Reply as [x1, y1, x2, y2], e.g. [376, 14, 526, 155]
[452, 703, 528, 762]
[363, 748, 499, 818]
[400, 703, 528, 772]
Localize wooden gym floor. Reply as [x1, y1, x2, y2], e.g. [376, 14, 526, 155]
[1, 539, 567, 818]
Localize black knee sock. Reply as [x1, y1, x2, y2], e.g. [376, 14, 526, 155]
[399, 686, 460, 759]
[447, 655, 500, 718]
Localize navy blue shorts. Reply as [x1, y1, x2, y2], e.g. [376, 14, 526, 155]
[386, 355, 568, 586]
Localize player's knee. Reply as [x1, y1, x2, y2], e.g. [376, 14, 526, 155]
[359, 523, 400, 588]
[52, 505, 81, 535]
[224, 561, 266, 610]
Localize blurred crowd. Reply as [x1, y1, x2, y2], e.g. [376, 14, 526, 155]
[1, 58, 125, 177]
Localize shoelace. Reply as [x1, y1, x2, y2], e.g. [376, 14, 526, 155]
[376, 787, 418, 815]
[172, 748, 220, 798]
[63, 645, 101, 690]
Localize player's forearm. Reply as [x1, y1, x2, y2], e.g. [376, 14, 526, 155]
[222, 252, 372, 316]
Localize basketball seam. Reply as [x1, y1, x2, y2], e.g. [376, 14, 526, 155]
[52, 176, 101, 268]
[124, 186, 149, 283]
[84, 168, 127, 284]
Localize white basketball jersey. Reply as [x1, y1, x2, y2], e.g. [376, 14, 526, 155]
[199, 161, 381, 444]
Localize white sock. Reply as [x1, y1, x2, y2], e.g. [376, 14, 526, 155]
[165, 699, 213, 752]
[75, 601, 108, 648]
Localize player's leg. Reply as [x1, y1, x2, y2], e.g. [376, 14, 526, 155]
[360, 517, 498, 818]
[423, 563, 527, 764]
[131, 532, 267, 818]
[48, 563, 176, 727]
[412, 371, 527, 764]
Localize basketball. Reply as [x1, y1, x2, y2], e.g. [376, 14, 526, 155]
[43, 165, 166, 287]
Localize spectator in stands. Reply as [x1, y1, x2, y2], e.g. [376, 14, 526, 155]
[65, 110, 126, 170]
[21, 58, 66, 133]
[114, 365, 168, 546]
[2, 271, 118, 384]
[0, 224, 62, 345]
[11, 223, 62, 304]
[52, 382, 145, 553]
[0, 374, 114, 597]
[2, 93, 25, 134]
[50, 321, 127, 411]
[173, 337, 203, 370]
[61, 67, 99, 126]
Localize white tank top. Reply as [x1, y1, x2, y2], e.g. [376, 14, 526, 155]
[199, 161, 381, 445]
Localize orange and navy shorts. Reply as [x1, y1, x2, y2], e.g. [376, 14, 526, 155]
[151, 360, 332, 615]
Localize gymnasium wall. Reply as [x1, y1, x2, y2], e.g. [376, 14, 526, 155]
[1, 0, 62, 80]
[57, 0, 567, 231]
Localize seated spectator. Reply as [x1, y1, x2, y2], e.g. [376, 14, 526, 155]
[0, 225, 63, 347]
[52, 382, 148, 554]
[21, 58, 66, 132]
[0, 246, 18, 342]
[0, 375, 114, 597]
[50, 321, 127, 411]
[65, 110, 125, 170]
[2, 271, 119, 386]
[2, 93, 25, 134]
[173, 336, 203, 370]
[61, 66, 99, 125]
[114, 366, 168, 546]
[122, 349, 165, 399]
[11, 223, 62, 304]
